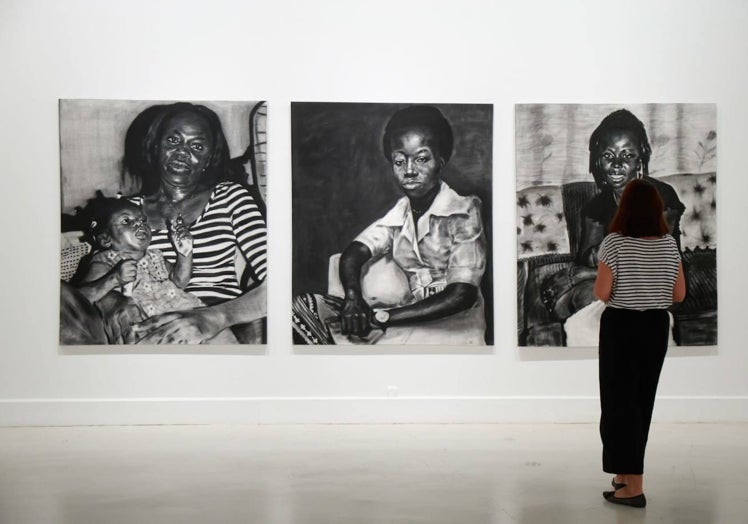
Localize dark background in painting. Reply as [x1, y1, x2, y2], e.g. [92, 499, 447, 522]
[292, 102, 494, 344]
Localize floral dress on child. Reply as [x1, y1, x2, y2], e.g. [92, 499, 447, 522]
[92, 249, 204, 317]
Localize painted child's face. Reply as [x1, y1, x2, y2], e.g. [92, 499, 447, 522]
[596, 129, 642, 193]
[105, 205, 151, 253]
[390, 129, 444, 199]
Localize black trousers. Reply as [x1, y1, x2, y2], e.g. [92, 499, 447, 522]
[599, 307, 669, 474]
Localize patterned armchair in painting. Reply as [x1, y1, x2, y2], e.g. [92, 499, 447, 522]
[517, 172, 717, 347]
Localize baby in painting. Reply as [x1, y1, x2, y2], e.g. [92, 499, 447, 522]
[75, 197, 237, 344]
[77, 197, 204, 318]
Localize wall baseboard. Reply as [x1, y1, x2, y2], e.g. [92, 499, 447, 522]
[1, 396, 746, 427]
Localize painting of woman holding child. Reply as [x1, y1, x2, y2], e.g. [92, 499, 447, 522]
[59, 100, 268, 345]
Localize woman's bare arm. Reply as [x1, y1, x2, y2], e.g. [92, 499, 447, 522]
[593, 261, 613, 302]
[339, 241, 374, 335]
[673, 261, 686, 303]
[131, 281, 267, 344]
[338, 242, 479, 333]
[168, 217, 193, 288]
[212, 280, 267, 326]
[340, 241, 372, 296]
[77, 260, 136, 303]
[166, 255, 192, 289]
[383, 283, 477, 326]
[577, 217, 606, 267]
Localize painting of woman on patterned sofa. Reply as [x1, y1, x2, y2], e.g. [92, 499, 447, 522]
[516, 104, 716, 347]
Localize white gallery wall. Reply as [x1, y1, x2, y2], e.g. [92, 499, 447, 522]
[1, 0, 746, 425]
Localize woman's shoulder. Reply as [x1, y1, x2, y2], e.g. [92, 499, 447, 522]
[647, 177, 685, 209]
[213, 181, 240, 190]
[633, 233, 676, 243]
[603, 232, 623, 241]
[661, 233, 679, 248]
[213, 181, 249, 193]
[210, 181, 257, 203]
[438, 183, 482, 214]
[581, 191, 615, 221]
[620, 234, 679, 251]
[600, 232, 623, 248]
[647, 177, 677, 193]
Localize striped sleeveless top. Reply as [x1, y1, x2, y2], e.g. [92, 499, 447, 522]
[146, 182, 267, 301]
[598, 233, 680, 310]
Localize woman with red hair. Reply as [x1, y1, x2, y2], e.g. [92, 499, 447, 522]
[594, 178, 686, 507]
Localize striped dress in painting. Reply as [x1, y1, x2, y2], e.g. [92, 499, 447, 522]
[148, 182, 267, 301]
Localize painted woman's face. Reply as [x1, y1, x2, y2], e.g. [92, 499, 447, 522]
[390, 130, 444, 199]
[596, 129, 642, 194]
[158, 111, 213, 188]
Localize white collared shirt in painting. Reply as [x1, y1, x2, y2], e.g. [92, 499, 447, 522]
[355, 181, 487, 302]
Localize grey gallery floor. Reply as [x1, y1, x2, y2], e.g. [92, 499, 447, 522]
[1, 423, 746, 524]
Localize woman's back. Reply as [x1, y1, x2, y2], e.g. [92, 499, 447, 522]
[598, 233, 680, 310]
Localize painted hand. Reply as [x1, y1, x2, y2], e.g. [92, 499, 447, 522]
[131, 308, 226, 344]
[114, 259, 138, 285]
[340, 293, 373, 337]
[541, 265, 598, 319]
[99, 293, 146, 344]
[169, 216, 193, 257]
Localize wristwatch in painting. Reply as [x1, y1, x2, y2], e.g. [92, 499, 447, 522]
[374, 309, 390, 327]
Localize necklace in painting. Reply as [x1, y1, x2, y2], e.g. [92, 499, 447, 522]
[161, 188, 197, 224]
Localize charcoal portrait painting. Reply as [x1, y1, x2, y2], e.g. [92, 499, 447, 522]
[516, 104, 717, 347]
[59, 100, 268, 346]
[292, 102, 493, 346]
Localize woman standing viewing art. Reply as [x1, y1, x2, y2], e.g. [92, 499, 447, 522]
[594, 179, 686, 507]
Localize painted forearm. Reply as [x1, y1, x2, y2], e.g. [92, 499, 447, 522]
[672, 262, 686, 303]
[211, 280, 267, 328]
[577, 218, 605, 267]
[77, 273, 120, 303]
[339, 241, 372, 298]
[171, 254, 193, 289]
[386, 283, 477, 325]
[593, 262, 613, 302]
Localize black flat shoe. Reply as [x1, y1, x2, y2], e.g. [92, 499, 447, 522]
[611, 478, 626, 490]
[603, 491, 646, 508]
